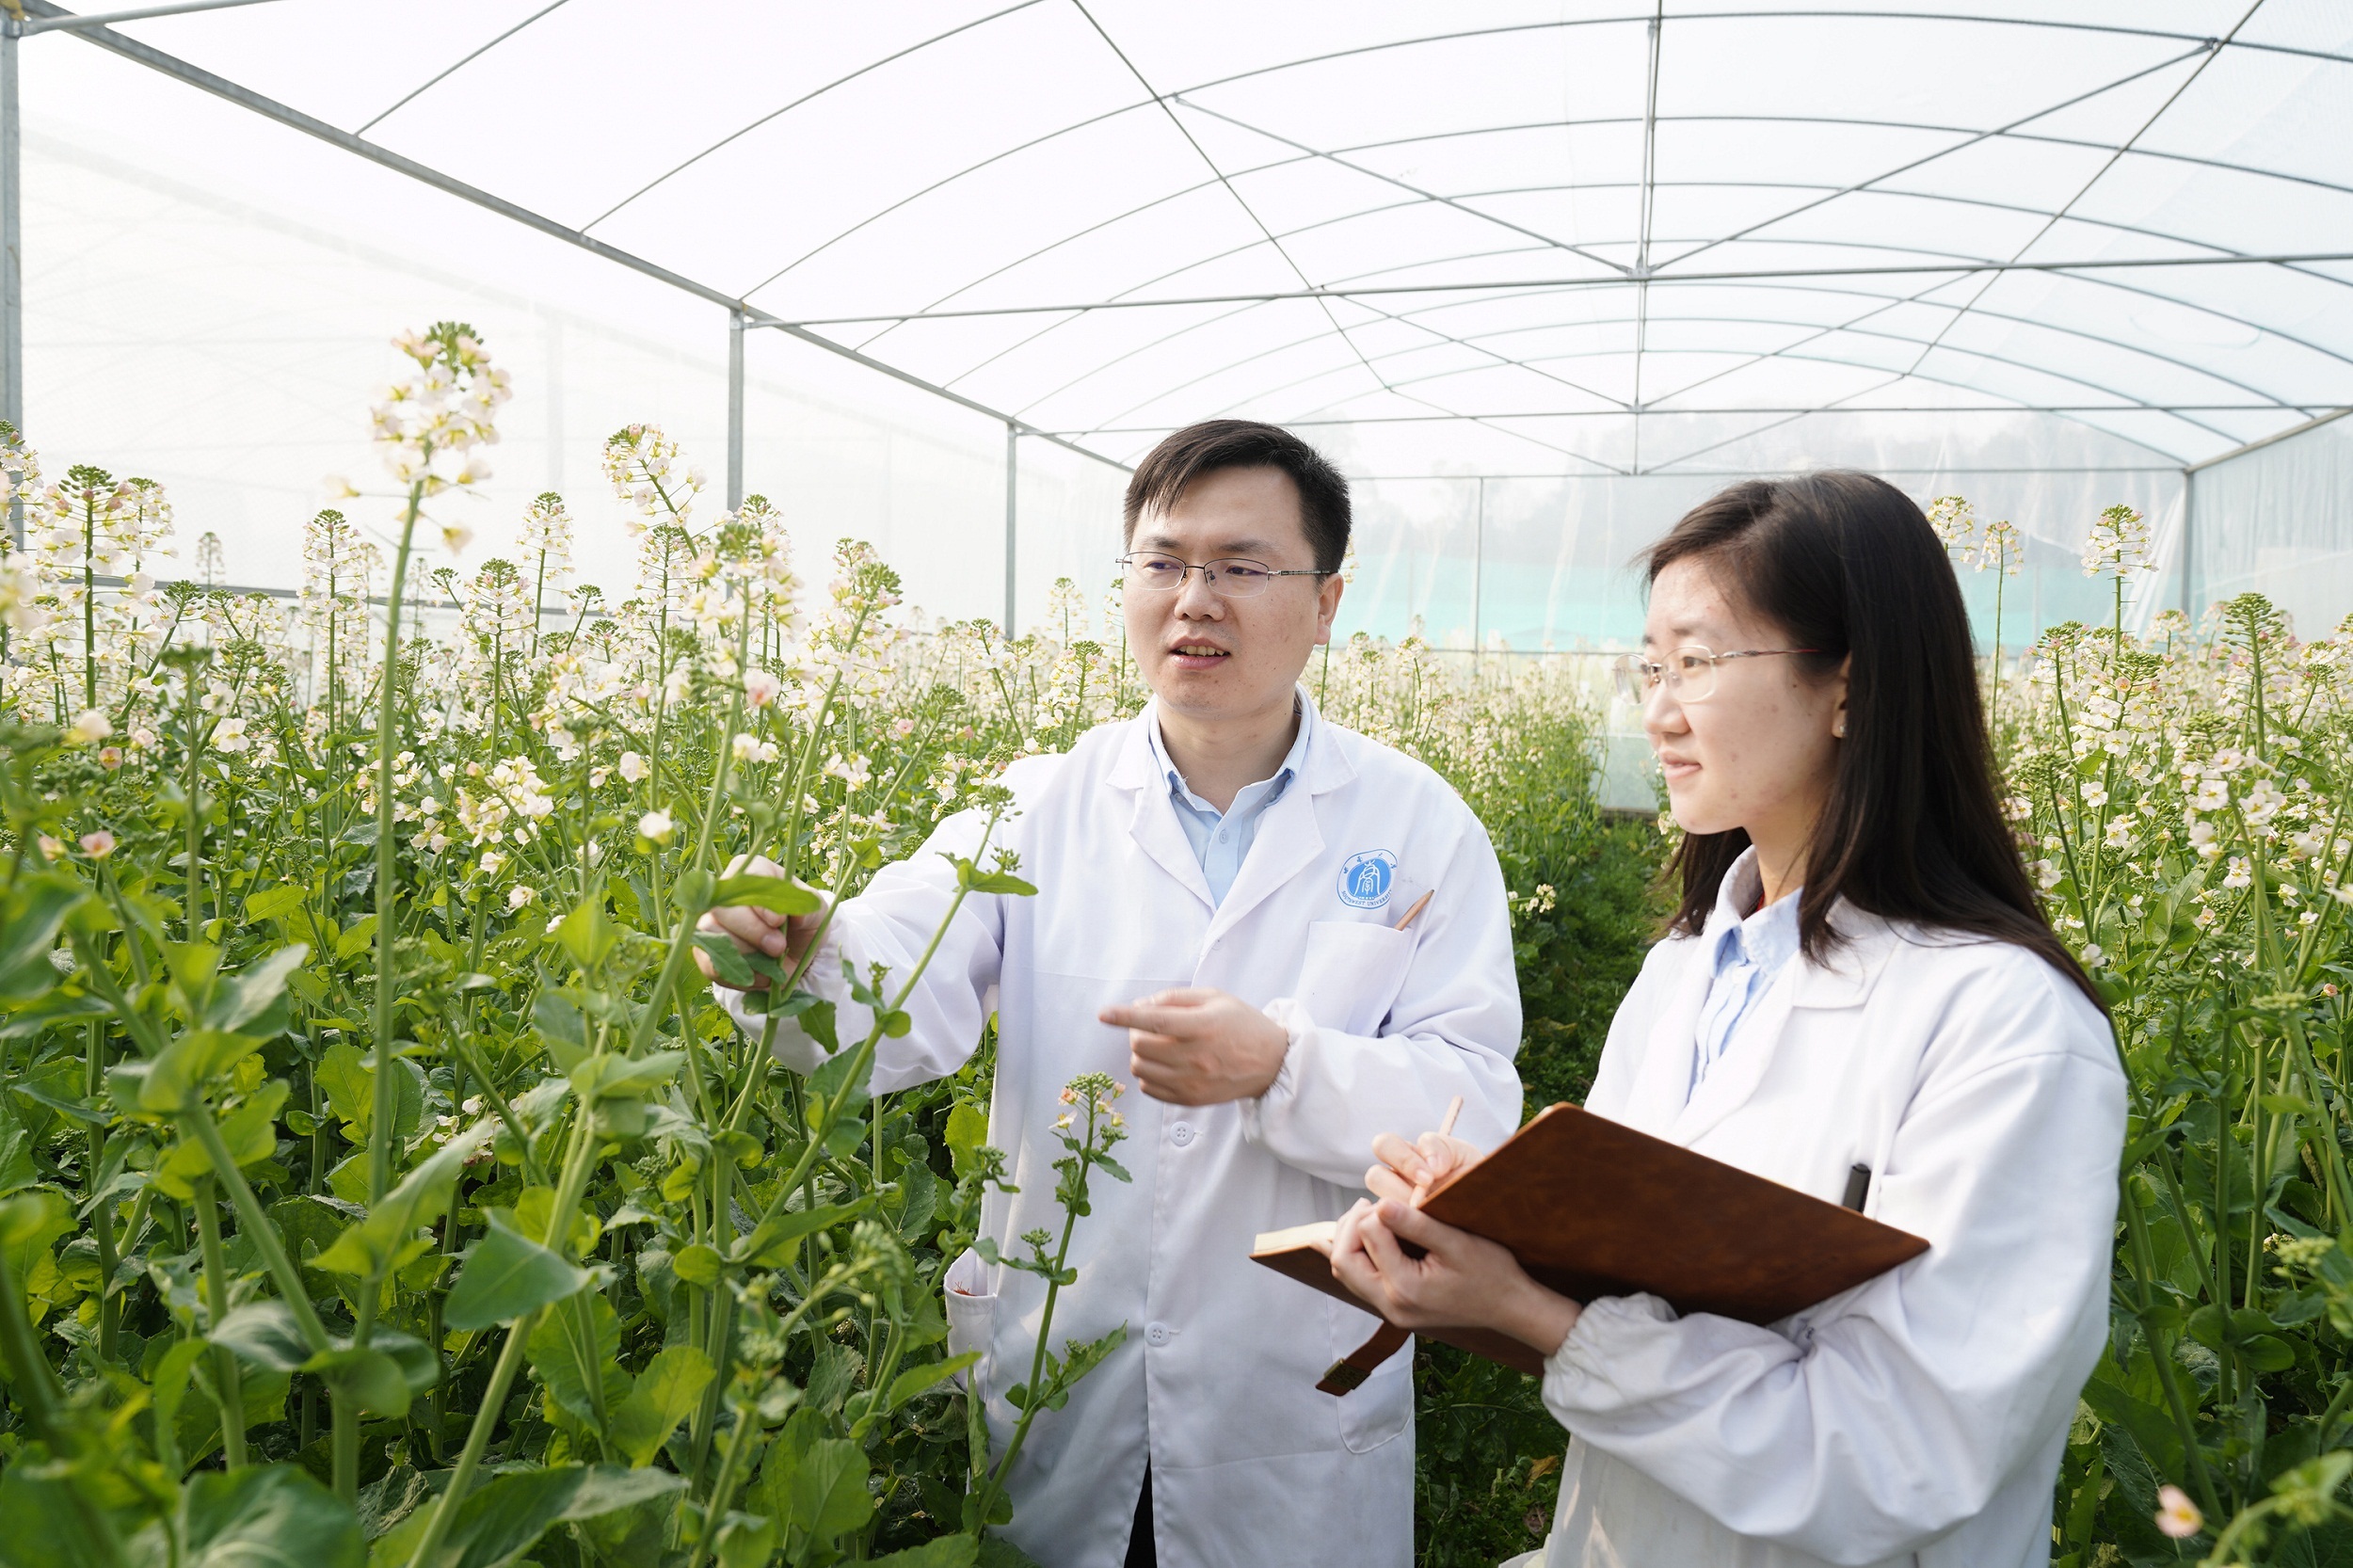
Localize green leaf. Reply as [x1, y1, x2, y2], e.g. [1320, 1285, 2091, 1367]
[155, 1080, 291, 1201]
[243, 884, 309, 922]
[607, 1344, 714, 1467]
[312, 1121, 488, 1277]
[872, 1537, 981, 1568]
[808, 1040, 873, 1121]
[962, 869, 1037, 897]
[204, 943, 310, 1033]
[210, 1300, 312, 1372]
[553, 896, 619, 968]
[313, 1040, 423, 1143]
[302, 1344, 412, 1417]
[179, 1464, 362, 1568]
[140, 1028, 264, 1113]
[0, 1467, 113, 1565]
[443, 1217, 590, 1331]
[790, 1438, 875, 1544]
[2243, 1333, 2297, 1371]
[666, 865, 715, 913]
[393, 1464, 683, 1568]
[713, 1514, 781, 1568]
[808, 1340, 861, 1415]
[526, 1289, 626, 1432]
[737, 1201, 871, 1267]
[710, 873, 821, 915]
[331, 914, 379, 963]
[945, 1102, 988, 1154]
[569, 1050, 684, 1105]
[512, 1185, 599, 1254]
[0, 1191, 73, 1305]
[671, 1243, 721, 1287]
[0, 1095, 36, 1199]
[692, 931, 758, 990]
[879, 1352, 977, 1415]
[2082, 1361, 2183, 1478]
[150, 1334, 210, 1445]
[0, 874, 85, 1004]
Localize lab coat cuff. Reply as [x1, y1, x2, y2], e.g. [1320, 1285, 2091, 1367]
[1542, 1293, 1680, 1409]
[1239, 995, 1314, 1144]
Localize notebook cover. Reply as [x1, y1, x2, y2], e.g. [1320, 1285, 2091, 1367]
[1252, 1103, 1929, 1374]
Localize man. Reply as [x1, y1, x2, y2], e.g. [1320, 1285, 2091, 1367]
[698, 420, 1522, 1568]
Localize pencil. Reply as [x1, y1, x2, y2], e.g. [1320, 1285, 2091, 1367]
[1393, 889, 1434, 931]
[1438, 1094, 1465, 1138]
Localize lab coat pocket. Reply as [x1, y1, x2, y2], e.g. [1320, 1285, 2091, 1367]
[1293, 921, 1415, 1038]
[944, 1246, 995, 1386]
[1327, 1298, 1412, 1453]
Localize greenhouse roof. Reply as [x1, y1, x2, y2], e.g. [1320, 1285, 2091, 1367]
[27, 0, 2353, 484]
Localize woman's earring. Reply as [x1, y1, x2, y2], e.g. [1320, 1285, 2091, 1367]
[1833, 716, 1848, 738]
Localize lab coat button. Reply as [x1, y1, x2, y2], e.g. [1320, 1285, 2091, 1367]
[1171, 1123, 1194, 1146]
[1145, 1321, 1173, 1347]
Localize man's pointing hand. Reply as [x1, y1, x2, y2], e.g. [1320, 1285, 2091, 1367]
[1100, 987, 1289, 1105]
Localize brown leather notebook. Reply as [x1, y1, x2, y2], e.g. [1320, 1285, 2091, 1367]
[1253, 1103, 1930, 1383]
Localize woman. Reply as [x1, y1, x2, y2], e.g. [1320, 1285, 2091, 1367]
[1332, 472, 2124, 1568]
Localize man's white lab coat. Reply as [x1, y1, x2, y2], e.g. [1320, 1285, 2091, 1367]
[1514, 897, 2124, 1568]
[728, 694, 1523, 1568]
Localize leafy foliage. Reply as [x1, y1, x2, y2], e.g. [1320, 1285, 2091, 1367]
[0, 328, 1641, 1564]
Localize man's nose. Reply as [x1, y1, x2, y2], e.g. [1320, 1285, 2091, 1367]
[1174, 570, 1224, 618]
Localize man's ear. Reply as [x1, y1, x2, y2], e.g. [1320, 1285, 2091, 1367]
[1315, 572, 1345, 646]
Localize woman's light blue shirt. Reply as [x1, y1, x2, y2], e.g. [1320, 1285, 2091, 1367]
[1691, 847, 1804, 1097]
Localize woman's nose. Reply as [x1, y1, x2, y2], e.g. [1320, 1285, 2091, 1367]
[1641, 682, 1687, 735]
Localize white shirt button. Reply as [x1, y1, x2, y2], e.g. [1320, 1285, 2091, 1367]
[1171, 1124, 1194, 1147]
[1145, 1321, 1172, 1347]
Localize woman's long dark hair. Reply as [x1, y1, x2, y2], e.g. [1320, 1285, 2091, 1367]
[1644, 472, 2101, 1007]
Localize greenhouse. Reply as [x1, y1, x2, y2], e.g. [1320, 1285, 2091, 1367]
[1, 2, 2351, 1565]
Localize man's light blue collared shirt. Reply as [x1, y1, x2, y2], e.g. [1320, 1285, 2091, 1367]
[1145, 700, 1314, 906]
[1691, 848, 1804, 1094]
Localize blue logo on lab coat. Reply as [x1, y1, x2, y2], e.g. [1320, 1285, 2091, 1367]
[1338, 850, 1397, 909]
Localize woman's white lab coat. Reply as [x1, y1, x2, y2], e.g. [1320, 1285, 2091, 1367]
[726, 694, 1523, 1568]
[1513, 894, 2125, 1568]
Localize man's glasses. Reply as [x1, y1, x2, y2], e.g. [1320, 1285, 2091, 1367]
[1117, 552, 1331, 600]
[1611, 645, 1823, 705]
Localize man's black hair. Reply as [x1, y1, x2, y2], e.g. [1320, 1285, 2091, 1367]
[1122, 420, 1351, 572]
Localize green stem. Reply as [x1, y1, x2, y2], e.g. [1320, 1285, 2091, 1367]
[177, 1107, 333, 1353]
[372, 475, 428, 1208]
[402, 1309, 541, 1568]
[970, 1097, 1109, 1533]
[0, 1240, 128, 1568]
[2123, 1176, 2223, 1518]
[192, 1174, 247, 1469]
[406, 1112, 601, 1568]
[85, 1017, 116, 1365]
[685, 1400, 760, 1568]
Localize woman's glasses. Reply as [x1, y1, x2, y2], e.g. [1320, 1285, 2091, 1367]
[1117, 552, 1332, 600]
[1611, 645, 1823, 705]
